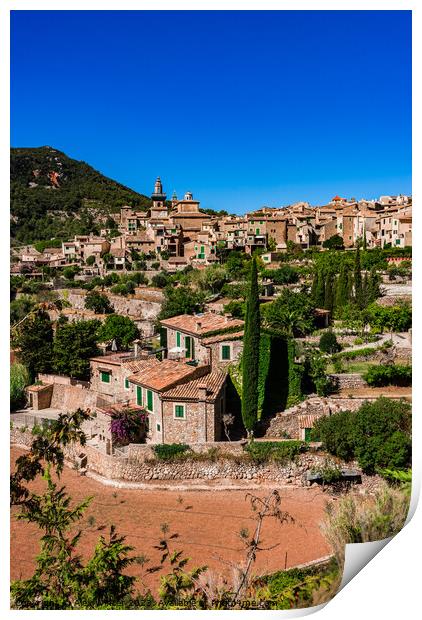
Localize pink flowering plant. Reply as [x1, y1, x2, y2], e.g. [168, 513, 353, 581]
[109, 407, 147, 445]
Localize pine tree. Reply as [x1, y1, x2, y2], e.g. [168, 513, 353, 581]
[241, 256, 260, 438]
[354, 246, 363, 308]
[336, 262, 350, 310]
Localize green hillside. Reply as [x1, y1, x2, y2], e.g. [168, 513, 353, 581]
[10, 146, 152, 244]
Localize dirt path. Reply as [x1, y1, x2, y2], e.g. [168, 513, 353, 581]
[10, 447, 332, 595]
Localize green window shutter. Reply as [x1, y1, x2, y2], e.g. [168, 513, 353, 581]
[136, 386, 142, 406]
[125, 378, 130, 389]
[185, 336, 191, 358]
[256, 228, 260, 235]
[176, 331, 181, 347]
[304, 428, 312, 442]
[147, 390, 153, 412]
[201, 245, 205, 253]
[101, 371, 110, 383]
[157, 423, 161, 432]
[175, 405, 185, 418]
[221, 345, 231, 360]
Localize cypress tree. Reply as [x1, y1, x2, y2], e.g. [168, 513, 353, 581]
[368, 266, 381, 303]
[315, 268, 326, 308]
[354, 246, 363, 308]
[336, 262, 349, 309]
[324, 272, 334, 316]
[241, 256, 260, 438]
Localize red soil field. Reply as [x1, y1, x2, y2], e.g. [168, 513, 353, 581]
[10, 447, 332, 596]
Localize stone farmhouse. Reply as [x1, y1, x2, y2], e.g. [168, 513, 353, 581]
[24, 312, 245, 450]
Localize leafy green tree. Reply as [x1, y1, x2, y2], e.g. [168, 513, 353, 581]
[97, 315, 139, 350]
[63, 265, 81, 281]
[151, 272, 171, 288]
[158, 286, 205, 320]
[319, 330, 341, 354]
[365, 302, 412, 333]
[53, 320, 100, 379]
[10, 295, 36, 326]
[241, 257, 260, 437]
[12, 309, 54, 379]
[85, 291, 114, 314]
[322, 234, 344, 250]
[312, 397, 411, 474]
[85, 255, 96, 266]
[10, 363, 31, 411]
[261, 265, 299, 285]
[261, 289, 315, 336]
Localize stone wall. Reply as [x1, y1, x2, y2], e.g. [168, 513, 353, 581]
[56, 289, 163, 337]
[328, 374, 368, 390]
[11, 429, 385, 492]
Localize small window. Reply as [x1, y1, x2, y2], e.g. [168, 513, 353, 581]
[136, 386, 142, 406]
[124, 378, 130, 390]
[221, 345, 231, 361]
[175, 404, 185, 418]
[176, 331, 181, 347]
[101, 371, 111, 383]
[157, 423, 161, 432]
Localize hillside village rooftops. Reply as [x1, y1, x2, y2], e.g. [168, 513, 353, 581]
[160, 312, 244, 336]
[127, 359, 210, 392]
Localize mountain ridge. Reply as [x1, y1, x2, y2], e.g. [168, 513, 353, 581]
[10, 146, 152, 244]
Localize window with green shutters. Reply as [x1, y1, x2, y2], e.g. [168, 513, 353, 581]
[256, 228, 260, 235]
[176, 331, 181, 347]
[124, 378, 130, 389]
[304, 428, 312, 442]
[101, 371, 111, 383]
[221, 345, 231, 361]
[157, 423, 161, 432]
[185, 336, 191, 358]
[147, 389, 153, 412]
[174, 404, 185, 419]
[136, 386, 142, 406]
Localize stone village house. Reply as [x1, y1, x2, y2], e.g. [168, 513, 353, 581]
[25, 313, 245, 450]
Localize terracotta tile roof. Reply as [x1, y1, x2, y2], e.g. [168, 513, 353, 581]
[201, 330, 244, 345]
[97, 402, 145, 417]
[123, 358, 160, 373]
[90, 352, 141, 366]
[160, 312, 244, 336]
[127, 360, 209, 392]
[161, 370, 227, 402]
[298, 414, 322, 429]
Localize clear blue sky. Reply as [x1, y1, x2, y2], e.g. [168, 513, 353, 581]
[11, 10, 411, 213]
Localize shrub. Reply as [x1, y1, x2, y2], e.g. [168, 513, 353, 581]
[85, 291, 114, 314]
[245, 441, 304, 464]
[319, 330, 341, 354]
[322, 483, 410, 566]
[363, 364, 412, 387]
[153, 443, 191, 461]
[311, 462, 343, 484]
[10, 363, 31, 411]
[313, 397, 411, 474]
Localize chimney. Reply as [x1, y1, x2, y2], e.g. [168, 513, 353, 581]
[133, 339, 141, 358]
[197, 383, 207, 401]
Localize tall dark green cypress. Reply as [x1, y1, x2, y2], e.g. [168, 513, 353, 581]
[354, 246, 363, 308]
[315, 268, 326, 308]
[324, 272, 334, 316]
[336, 262, 349, 309]
[368, 266, 381, 303]
[241, 256, 260, 437]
